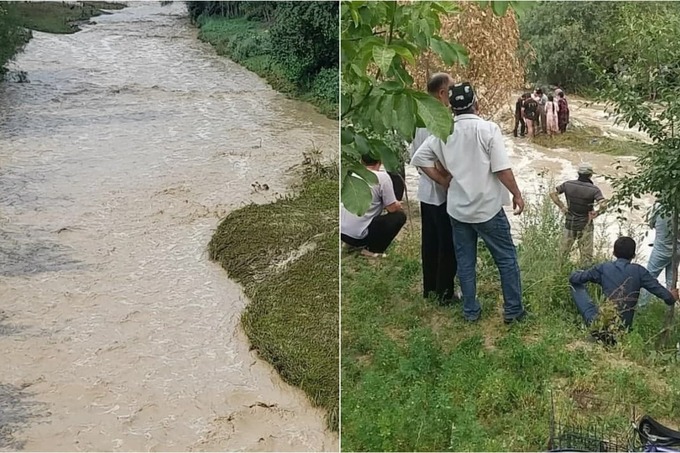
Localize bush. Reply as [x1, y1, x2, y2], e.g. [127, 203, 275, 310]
[312, 68, 338, 104]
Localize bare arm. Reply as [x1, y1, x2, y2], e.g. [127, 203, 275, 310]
[550, 190, 567, 213]
[385, 201, 403, 213]
[495, 169, 524, 215]
[420, 166, 451, 188]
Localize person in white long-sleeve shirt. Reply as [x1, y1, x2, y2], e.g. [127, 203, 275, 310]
[410, 73, 459, 305]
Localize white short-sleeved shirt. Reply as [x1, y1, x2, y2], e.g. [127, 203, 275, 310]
[411, 114, 511, 224]
[341, 170, 397, 239]
[409, 127, 447, 206]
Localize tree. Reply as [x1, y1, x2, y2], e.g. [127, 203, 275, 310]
[587, 7, 680, 345]
[341, 0, 525, 215]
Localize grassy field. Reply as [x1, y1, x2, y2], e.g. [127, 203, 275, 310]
[14, 2, 125, 34]
[341, 196, 680, 451]
[532, 124, 650, 157]
[196, 17, 338, 119]
[209, 157, 339, 430]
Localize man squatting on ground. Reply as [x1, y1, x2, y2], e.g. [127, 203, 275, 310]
[409, 73, 459, 304]
[411, 82, 527, 324]
[570, 237, 679, 333]
[340, 154, 406, 258]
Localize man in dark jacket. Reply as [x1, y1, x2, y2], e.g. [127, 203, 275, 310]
[569, 236, 678, 331]
[513, 93, 527, 137]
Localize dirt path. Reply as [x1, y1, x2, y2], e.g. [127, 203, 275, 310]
[0, 3, 336, 451]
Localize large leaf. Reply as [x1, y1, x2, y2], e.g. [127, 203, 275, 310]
[414, 93, 452, 141]
[492, 1, 509, 16]
[341, 172, 373, 216]
[372, 45, 396, 75]
[394, 93, 416, 139]
[431, 37, 469, 66]
[373, 140, 401, 173]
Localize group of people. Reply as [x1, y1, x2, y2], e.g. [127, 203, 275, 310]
[513, 87, 570, 138]
[341, 73, 678, 336]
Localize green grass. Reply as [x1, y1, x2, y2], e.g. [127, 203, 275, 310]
[209, 156, 339, 430]
[196, 16, 338, 119]
[14, 1, 125, 34]
[341, 196, 680, 451]
[533, 125, 650, 157]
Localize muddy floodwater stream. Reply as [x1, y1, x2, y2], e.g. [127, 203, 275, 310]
[0, 3, 337, 451]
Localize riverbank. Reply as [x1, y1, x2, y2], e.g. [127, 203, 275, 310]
[209, 154, 339, 430]
[195, 16, 338, 119]
[341, 196, 680, 451]
[0, 1, 125, 72]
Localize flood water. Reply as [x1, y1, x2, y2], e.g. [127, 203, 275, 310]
[0, 3, 337, 451]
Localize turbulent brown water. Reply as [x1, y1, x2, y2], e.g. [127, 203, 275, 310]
[0, 3, 337, 451]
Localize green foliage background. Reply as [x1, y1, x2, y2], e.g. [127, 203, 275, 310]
[188, 1, 338, 117]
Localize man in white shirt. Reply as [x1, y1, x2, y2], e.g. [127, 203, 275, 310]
[341, 154, 406, 257]
[411, 82, 527, 323]
[410, 73, 459, 304]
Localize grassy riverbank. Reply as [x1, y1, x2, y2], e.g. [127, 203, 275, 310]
[532, 124, 650, 157]
[196, 17, 338, 119]
[209, 157, 339, 429]
[341, 197, 680, 451]
[0, 2, 125, 72]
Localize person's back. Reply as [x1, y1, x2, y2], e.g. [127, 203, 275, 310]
[558, 178, 603, 231]
[523, 97, 538, 121]
[341, 170, 395, 239]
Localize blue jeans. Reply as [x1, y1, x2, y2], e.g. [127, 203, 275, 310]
[450, 209, 524, 321]
[570, 283, 599, 325]
[640, 217, 679, 306]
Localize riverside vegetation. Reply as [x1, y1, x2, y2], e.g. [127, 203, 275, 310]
[209, 153, 339, 429]
[188, 1, 338, 118]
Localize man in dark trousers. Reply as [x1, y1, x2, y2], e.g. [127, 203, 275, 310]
[410, 72, 459, 304]
[513, 93, 527, 137]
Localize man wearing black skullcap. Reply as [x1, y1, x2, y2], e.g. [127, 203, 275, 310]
[411, 82, 528, 324]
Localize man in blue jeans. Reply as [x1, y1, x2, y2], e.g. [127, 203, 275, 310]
[640, 204, 680, 306]
[570, 236, 678, 332]
[411, 82, 527, 323]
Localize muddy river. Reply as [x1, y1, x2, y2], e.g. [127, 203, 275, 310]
[0, 3, 337, 451]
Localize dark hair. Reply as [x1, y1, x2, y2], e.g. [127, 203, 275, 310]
[427, 73, 450, 94]
[361, 154, 380, 166]
[613, 236, 636, 260]
[558, 91, 565, 98]
[548, 94, 554, 102]
[536, 88, 543, 95]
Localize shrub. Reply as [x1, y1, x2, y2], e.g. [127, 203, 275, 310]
[311, 67, 338, 104]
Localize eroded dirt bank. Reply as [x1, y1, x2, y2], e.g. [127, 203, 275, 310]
[0, 3, 337, 451]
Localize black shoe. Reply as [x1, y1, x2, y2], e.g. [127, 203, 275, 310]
[504, 310, 528, 325]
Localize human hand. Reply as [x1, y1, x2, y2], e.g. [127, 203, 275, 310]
[513, 194, 525, 215]
[672, 288, 679, 302]
[588, 211, 598, 221]
[560, 206, 568, 214]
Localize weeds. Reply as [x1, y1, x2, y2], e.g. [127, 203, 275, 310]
[209, 155, 338, 430]
[341, 193, 680, 451]
[532, 125, 650, 157]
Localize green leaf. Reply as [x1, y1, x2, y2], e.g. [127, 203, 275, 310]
[346, 161, 379, 186]
[391, 45, 416, 66]
[394, 94, 416, 139]
[373, 140, 400, 173]
[414, 93, 452, 142]
[341, 172, 373, 216]
[354, 132, 372, 157]
[372, 45, 396, 75]
[431, 37, 469, 66]
[341, 128, 355, 145]
[491, 1, 509, 16]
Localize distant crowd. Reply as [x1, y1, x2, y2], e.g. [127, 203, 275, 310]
[514, 88, 570, 138]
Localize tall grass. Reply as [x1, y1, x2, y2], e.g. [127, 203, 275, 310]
[341, 194, 680, 451]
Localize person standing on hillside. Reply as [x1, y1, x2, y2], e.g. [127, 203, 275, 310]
[550, 163, 607, 264]
[341, 154, 406, 258]
[557, 90, 570, 133]
[536, 88, 549, 134]
[409, 73, 459, 304]
[523, 93, 538, 138]
[411, 82, 528, 324]
[513, 93, 527, 138]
